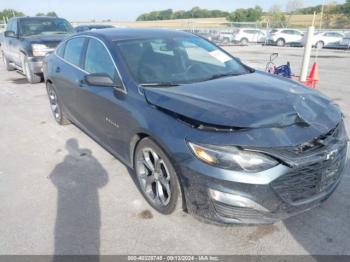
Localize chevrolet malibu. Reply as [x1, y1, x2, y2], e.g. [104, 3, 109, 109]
[43, 29, 348, 224]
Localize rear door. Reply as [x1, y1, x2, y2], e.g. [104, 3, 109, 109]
[324, 32, 343, 45]
[291, 30, 303, 42]
[281, 30, 293, 42]
[53, 37, 87, 120]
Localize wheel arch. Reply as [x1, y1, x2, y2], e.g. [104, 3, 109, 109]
[240, 37, 248, 43]
[130, 132, 188, 212]
[276, 38, 286, 45]
[129, 132, 150, 168]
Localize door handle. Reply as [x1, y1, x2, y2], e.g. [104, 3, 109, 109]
[79, 79, 87, 87]
[55, 67, 61, 73]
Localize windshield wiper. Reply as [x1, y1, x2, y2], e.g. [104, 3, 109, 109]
[206, 72, 241, 81]
[140, 82, 180, 87]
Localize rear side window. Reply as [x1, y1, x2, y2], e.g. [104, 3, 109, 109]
[64, 37, 85, 67]
[56, 43, 65, 58]
[330, 32, 343, 37]
[84, 38, 116, 80]
[244, 30, 257, 34]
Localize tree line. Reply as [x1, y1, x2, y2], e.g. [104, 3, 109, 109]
[136, 7, 230, 21]
[0, 9, 58, 22]
[296, 1, 350, 15]
[136, 1, 350, 23]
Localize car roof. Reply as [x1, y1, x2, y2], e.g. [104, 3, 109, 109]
[273, 28, 301, 31]
[76, 24, 113, 28]
[78, 28, 193, 41]
[16, 16, 64, 20]
[239, 28, 262, 30]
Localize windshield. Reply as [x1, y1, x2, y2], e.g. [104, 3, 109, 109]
[116, 36, 250, 85]
[19, 18, 73, 37]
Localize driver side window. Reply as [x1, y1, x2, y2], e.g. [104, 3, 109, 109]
[12, 20, 18, 34]
[84, 38, 116, 81]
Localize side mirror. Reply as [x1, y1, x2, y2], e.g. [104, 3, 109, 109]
[234, 56, 241, 62]
[4, 30, 16, 38]
[84, 73, 116, 87]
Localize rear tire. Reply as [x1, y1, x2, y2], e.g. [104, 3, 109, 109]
[134, 138, 182, 215]
[21, 54, 42, 84]
[316, 41, 324, 49]
[2, 52, 15, 71]
[223, 37, 230, 43]
[240, 38, 248, 45]
[276, 38, 285, 47]
[46, 82, 70, 125]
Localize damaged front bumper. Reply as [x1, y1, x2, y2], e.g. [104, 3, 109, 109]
[179, 122, 348, 224]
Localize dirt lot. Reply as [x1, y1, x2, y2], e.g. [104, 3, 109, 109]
[0, 46, 349, 255]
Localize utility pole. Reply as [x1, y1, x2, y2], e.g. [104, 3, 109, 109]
[300, 12, 316, 82]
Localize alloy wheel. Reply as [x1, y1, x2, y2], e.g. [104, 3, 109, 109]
[277, 39, 285, 46]
[24, 60, 32, 82]
[136, 148, 172, 207]
[2, 54, 7, 67]
[316, 41, 324, 49]
[47, 85, 61, 121]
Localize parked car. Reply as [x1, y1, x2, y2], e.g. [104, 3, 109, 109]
[324, 35, 350, 50]
[43, 29, 348, 224]
[74, 24, 114, 33]
[267, 29, 304, 46]
[218, 31, 235, 43]
[232, 28, 266, 44]
[301, 31, 344, 49]
[2, 16, 73, 83]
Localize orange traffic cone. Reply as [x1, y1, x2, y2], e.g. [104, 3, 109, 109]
[306, 62, 319, 88]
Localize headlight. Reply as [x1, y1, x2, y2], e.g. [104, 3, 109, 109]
[31, 44, 53, 57]
[188, 142, 278, 172]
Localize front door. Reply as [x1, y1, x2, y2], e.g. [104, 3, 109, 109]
[75, 37, 131, 161]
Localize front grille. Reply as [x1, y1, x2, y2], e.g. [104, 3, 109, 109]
[45, 41, 61, 49]
[271, 144, 347, 204]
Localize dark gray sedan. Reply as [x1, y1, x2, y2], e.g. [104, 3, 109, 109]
[43, 28, 348, 224]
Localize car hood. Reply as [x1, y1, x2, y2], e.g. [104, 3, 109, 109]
[24, 33, 71, 47]
[143, 71, 341, 133]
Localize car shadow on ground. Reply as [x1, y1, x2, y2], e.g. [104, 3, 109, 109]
[8, 76, 28, 85]
[283, 161, 350, 256]
[48, 138, 108, 259]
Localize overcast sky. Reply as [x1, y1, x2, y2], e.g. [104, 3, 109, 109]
[0, 0, 345, 21]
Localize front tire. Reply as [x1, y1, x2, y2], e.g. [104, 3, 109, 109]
[240, 38, 248, 45]
[46, 82, 70, 125]
[2, 52, 15, 71]
[134, 138, 182, 215]
[276, 38, 285, 47]
[21, 54, 42, 84]
[316, 41, 324, 49]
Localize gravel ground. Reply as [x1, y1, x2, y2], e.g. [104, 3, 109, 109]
[0, 46, 349, 255]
